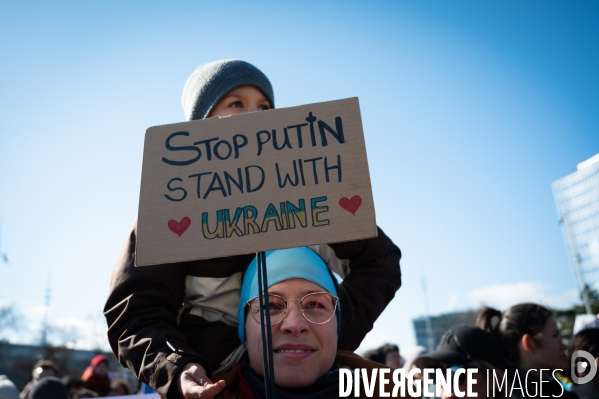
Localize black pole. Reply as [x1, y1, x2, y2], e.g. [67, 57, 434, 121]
[257, 251, 276, 398]
[261, 251, 276, 395]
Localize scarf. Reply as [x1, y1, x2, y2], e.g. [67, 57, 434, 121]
[240, 357, 343, 399]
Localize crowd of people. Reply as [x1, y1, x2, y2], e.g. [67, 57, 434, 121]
[2, 304, 597, 398]
[362, 305, 599, 399]
[0, 355, 132, 399]
[2, 60, 597, 399]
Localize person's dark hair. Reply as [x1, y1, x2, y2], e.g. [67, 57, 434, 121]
[569, 327, 599, 360]
[569, 328, 599, 384]
[29, 376, 68, 399]
[110, 378, 131, 395]
[413, 325, 506, 370]
[362, 348, 385, 364]
[379, 343, 399, 356]
[62, 375, 84, 389]
[32, 360, 60, 379]
[477, 303, 553, 367]
[73, 389, 98, 399]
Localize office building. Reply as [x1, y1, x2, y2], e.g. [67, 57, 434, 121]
[552, 153, 599, 295]
[412, 310, 478, 350]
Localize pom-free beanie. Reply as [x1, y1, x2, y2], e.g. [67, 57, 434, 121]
[181, 59, 275, 121]
[29, 377, 68, 399]
[237, 247, 339, 344]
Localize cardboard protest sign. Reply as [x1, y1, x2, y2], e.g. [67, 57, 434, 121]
[136, 97, 376, 266]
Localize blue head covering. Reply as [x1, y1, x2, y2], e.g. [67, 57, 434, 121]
[237, 247, 339, 343]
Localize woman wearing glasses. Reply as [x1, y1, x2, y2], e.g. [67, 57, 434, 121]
[207, 247, 390, 398]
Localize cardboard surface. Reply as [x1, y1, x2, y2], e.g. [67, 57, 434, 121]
[136, 97, 376, 266]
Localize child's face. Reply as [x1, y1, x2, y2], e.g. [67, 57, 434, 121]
[208, 85, 271, 118]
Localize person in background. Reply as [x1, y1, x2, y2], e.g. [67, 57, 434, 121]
[379, 343, 404, 368]
[477, 303, 576, 399]
[20, 360, 60, 399]
[72, 390, 98, 399]
[568, 328, 599, 399]
[414, 325, 506, 399]
[109, 379, 131, 396]
[362, 348, 386, 364]
[0, 375, 19, 399]
[81, 355, 110, 397]
[62, 376, 85, 399]
[573, 314, 599, 335]
[402, 345, 429, 373]
[29, 377, 68, 399]
[362, 343, 403, 368]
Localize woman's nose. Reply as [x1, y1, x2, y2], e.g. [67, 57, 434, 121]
[279, 302, 309, 333]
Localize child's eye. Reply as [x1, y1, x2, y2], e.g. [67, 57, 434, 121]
[258, 104, 270, 111]
[230, 101, 243, 108]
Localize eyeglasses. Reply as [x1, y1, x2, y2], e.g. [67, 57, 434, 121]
[247, 292, 339, 325]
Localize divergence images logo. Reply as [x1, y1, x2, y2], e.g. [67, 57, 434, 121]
[571, 350, 597, 384]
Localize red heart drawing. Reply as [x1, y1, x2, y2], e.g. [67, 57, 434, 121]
[168, 217, 191, 237]
[339, 195, 362, 215]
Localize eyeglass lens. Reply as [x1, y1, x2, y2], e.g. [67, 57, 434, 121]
[250, 293, 337, 325]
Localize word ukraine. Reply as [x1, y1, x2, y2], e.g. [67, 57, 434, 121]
[200, 196, 329, 239]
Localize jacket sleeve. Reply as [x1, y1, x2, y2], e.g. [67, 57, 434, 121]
[104, 221, 207, 398]
[329, 226, 402, 351]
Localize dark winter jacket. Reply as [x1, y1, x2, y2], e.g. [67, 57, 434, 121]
[104, 221, 401, 398]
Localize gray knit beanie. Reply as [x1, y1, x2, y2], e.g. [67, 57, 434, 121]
[181, 59, 275, 121]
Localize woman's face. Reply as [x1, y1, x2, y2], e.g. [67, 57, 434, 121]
[208, 85, 271, 118]
[528, 316, 568, 370]
[94, 362, 108, 377]
[385, 350, 402, 369]
[245, 278, 338, 388]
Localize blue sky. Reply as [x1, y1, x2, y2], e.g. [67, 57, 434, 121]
[1, 1, 598, 353]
